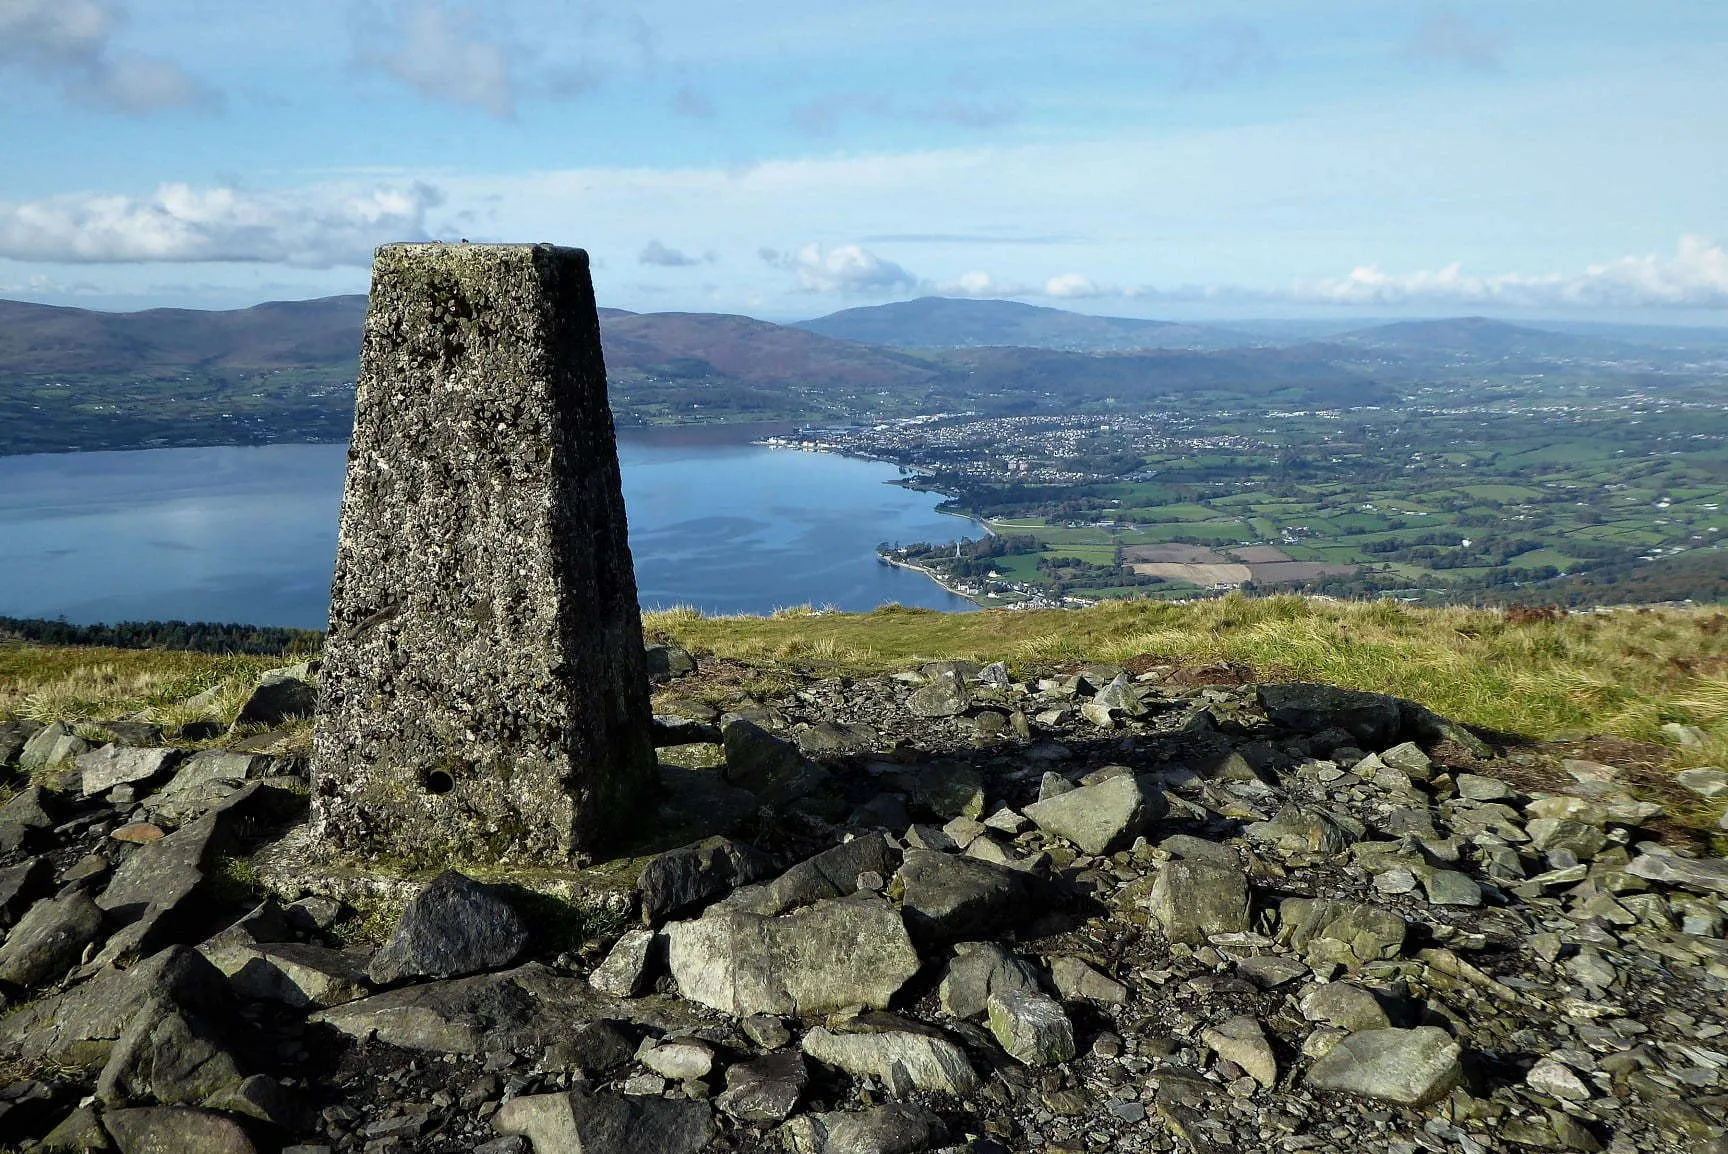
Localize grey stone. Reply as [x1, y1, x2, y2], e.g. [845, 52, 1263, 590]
[1528, 1059, 1592, 1101]
[1246, 805, 1361, 857]
[0, 784, 56, 830]
[638, 1037, 714, 1081]
[1379, 742, 1434, 781]
[1147, 857, 1251, 945]
[1235, 954, 1309, 989]
[1048, 955, 1128, 1004]
[312, 244, 657, 865]
[644, 643, 697, 683]
[937, 941, 1042, 1020]
[493, 1090, 712, 1154]
[96, 1004, 246, 1109]
[793, 720, 878, 755]
[895, 848, 1039, 942]
[1526, 818, 1609, 861]
[3, 948, 230, 1068]
[1455, 773, 1515, 801]
[715, 1050, 807, 1124]
[0, 890, 104, 987]
[541, 1021, 637, 1075]
[367, 870, 527, 984]
[589, 927, 656, 996]
[233, 667, 318, 729]
[145, 753, 262, 823]
[782, 1104, 947, 1154]
[20, 723, 85, 772]
[218, 942, 371, 1009]
[1299, 983, 1392, 1033]
[1022, 773, 1158, 855]
[102, 1107, 258, 1154]
[78, 746, 180, 798]
[721, 719, 830, 805]
[1276, 898, 1406, 969]
[802, 1025, 979, 1095]
[664, 895, 918, 1017]
[1626, 849, 1728, 897]
[727, 836, 896, 918]
[310, 963, 703, 1053]
[986, 988, 1075, 1066]
[1202, 1014, 1276, 1087]
[1416, 866, 1483, 907]
[1303, 1026, 1463, 1106]
[1257, 684, 1404, 747]
[1675, 767, 1728, 798]
[0, 856, 52, 928]
[637, 836, 776, 925]
[906, 674, 970, 718]
[906, 763, 985, 820]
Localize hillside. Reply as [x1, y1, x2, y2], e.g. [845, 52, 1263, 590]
[1339, 316, 1647, 363]
[796, 296, 1251, 351]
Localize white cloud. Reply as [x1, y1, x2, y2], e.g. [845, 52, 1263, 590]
[639, 240, 709, 267]
[1043, 273, 1106, 299]
[1296, 236, 1728, 309]
[356, 0, 516, 117]
[761, 243, 920, 295]
[0, 0, 215, 113]
[0, 182, 445, 267]
[935, 271, 1032, 298]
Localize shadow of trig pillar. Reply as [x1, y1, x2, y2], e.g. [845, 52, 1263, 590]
[312, 243, 656, 867]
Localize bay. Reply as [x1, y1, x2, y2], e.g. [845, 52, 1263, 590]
[0, 430, 977, 629]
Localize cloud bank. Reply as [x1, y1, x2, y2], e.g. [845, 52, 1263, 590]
[0, 182, 444, 266]
[760, 243, 921, 295]
[355, 0, 516, 117]
[0, 0, 216, 113]
[1295, 236, 1728, 309]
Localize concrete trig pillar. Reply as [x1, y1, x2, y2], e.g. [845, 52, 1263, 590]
[312, 243, 655, 867]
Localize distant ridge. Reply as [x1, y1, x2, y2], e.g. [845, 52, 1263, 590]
[1337, 316, 1648, 362]
[794, 296, 1255, 352]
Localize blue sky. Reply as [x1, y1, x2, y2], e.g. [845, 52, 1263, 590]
[2, 0, 1725, 322]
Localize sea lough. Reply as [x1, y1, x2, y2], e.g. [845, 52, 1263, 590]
[0, 428, 978, 629]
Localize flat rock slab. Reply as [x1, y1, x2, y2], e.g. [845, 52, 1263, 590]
[1304, 1026, 1463, 1106]
[802, 1025, 979, 1096]
[310, 963, 707, 1053]
[1628, 850, 1728, 897]
[103, 1106, 259, 1154]
[1147, 856, 1251, 945]
[0, 889, 104, 987]
[78, 746, 180, 797]
[664, 895, 919, 1017]
[895, 848, 1038, 942]
[783, 1104, 947, 1154]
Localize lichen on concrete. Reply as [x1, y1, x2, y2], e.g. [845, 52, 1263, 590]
[312, 243, 656, 867]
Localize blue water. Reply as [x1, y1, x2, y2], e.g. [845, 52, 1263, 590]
[0, 430, 977, 628]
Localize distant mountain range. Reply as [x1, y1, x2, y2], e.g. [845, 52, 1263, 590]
[793, 296, 1254, 352]
[3, 294, 1717, 454]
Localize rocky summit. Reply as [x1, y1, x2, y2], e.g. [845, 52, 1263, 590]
[3, 652, 1728, 1154]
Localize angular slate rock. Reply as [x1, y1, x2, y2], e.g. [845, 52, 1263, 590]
[367, 871, 528, 985]
[801, 1025, 979, 1095]
[721, 719, 830, 805]
[715, 1050, 808, 1124]
[0, 890, 104, 987]
[103, 1107, 258, 1154]
[78, 746, 180, 798]
[895, 848, 1039, 942]
[1626, 849, 1728, 897]
[938, 941, 1042, 1020]
[986, 988, 1075, 1066]
[588, 927, 656, 997]
[726, 835, 898, 918]
[1277, 898, 1406, 969]
[1257, 683, 1404, 747]
[493, 1089, 712, 1154]
[783, 1104, 947, 1154]
[1022, 773, 1158, 855]
[637, 836, 776, 925]
[1147, 857, 1251, 945]
[664, 896, 918, 1017]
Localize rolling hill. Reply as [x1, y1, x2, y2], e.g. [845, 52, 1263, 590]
[795, 296, 1253, 352]
[1337, 316, 1648, 363]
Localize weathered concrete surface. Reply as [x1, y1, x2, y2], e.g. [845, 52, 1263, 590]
[312, 243, 656, 867]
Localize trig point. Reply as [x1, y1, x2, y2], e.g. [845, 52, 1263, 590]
[312, 243, 656, 867]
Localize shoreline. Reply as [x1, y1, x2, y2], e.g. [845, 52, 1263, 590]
[876, 554, 983, 608]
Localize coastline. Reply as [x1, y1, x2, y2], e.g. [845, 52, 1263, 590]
[876, 554, 983, 607]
